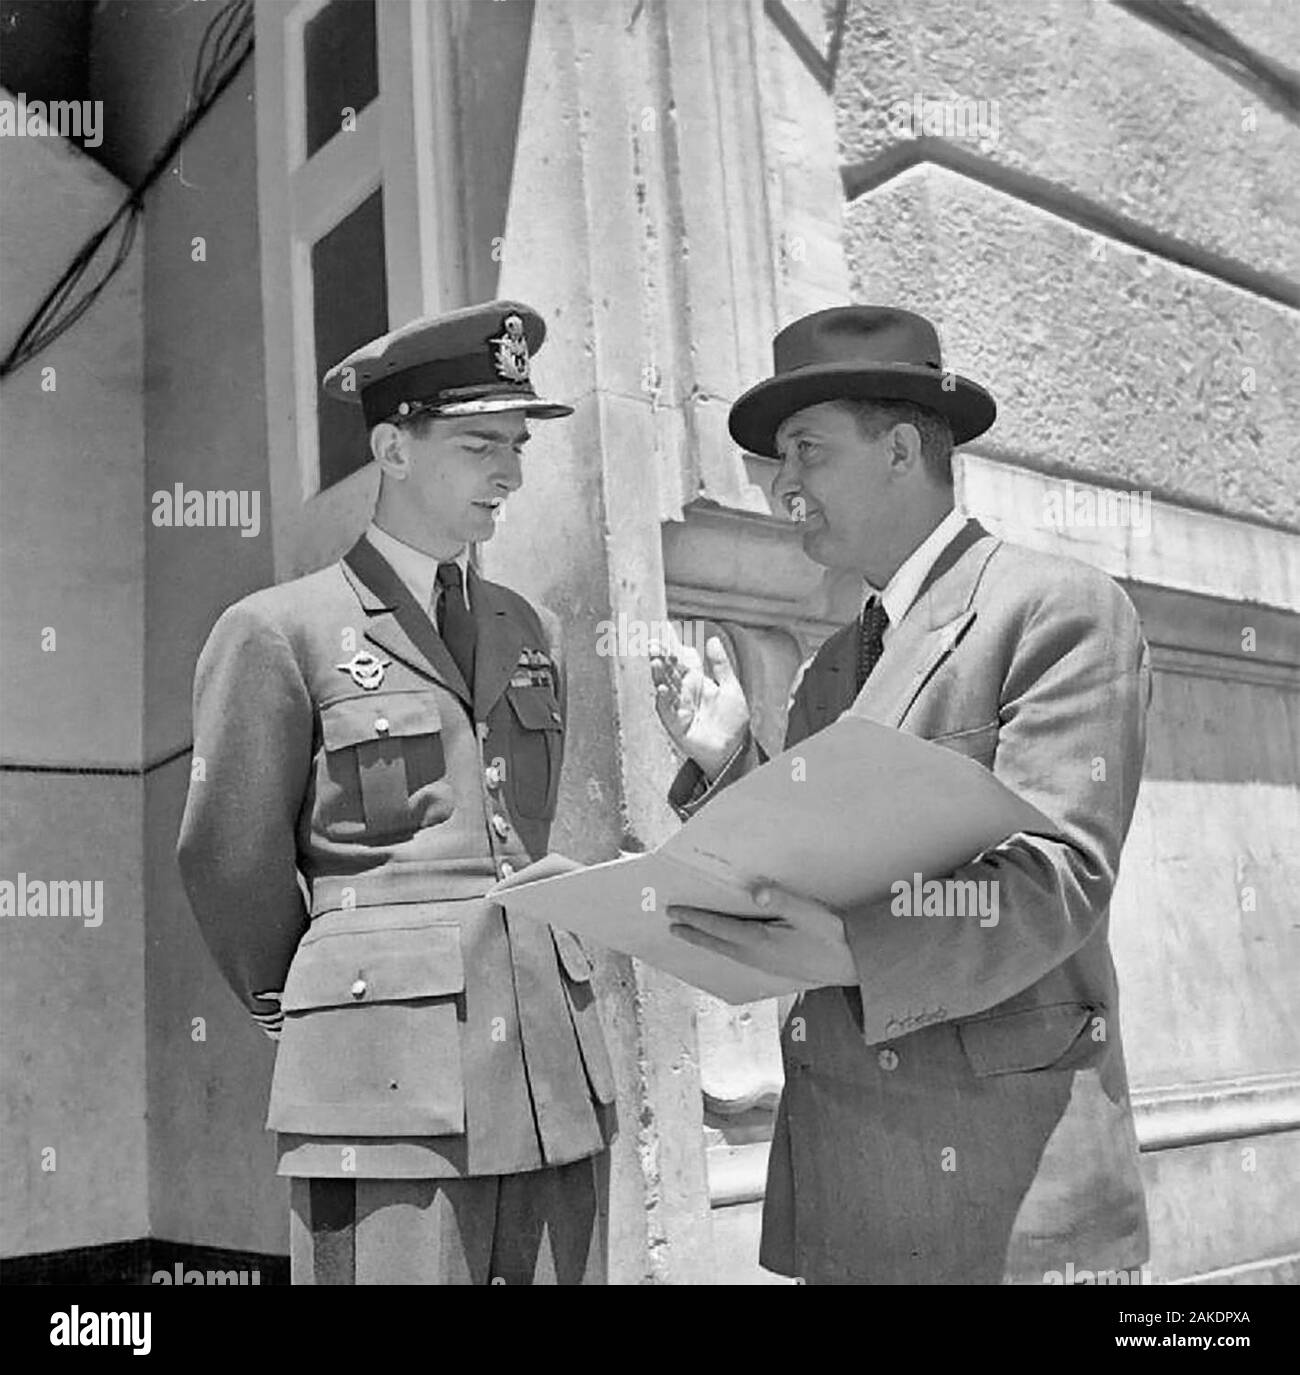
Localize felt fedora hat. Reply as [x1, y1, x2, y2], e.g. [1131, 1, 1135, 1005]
[728, 305, 996, 456]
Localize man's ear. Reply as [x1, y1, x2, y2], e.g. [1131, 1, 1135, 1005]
[889, 422, 923, 473]
[370, 421, 408, 478]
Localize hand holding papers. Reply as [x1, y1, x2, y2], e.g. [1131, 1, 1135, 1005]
[489, 714, 1059, 1004]
[667, 881, 860, 991]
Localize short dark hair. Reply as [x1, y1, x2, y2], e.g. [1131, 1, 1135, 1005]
[370, 409, 440, 446]
[835, 399, 954, 486]
[394, 409, 440, 440]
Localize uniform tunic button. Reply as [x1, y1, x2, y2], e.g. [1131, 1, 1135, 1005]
[485, 764, 501, 788]
[351, 979, 367, 1000]
[500, 861, 515, 879]
[491, 814, 509, 838]
[550, 710, 561, 723]
[877, 1047, 899, 1071]
[374, 718, 390, 734]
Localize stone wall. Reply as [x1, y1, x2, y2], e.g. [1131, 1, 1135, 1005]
[0, 85, 150, 1256]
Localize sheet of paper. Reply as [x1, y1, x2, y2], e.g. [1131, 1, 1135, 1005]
[663, 714, 1058, 908]
[490, 850, 816, 1003]
[488, 714, 1059, 1004]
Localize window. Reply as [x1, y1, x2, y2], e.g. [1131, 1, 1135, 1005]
[311, 187, 388, 490]
[255, 0, 465, 576]
[303, 0, 378, 159]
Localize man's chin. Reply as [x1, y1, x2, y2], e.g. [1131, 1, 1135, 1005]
[800, 523, 835, 566]
[468, 506, 500, 539]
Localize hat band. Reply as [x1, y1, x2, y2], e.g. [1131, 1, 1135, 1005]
[361, 357, 535, 427]
[776, 356, 943, 376]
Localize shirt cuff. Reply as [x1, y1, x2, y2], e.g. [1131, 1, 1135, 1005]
[667, 730, 756, 819]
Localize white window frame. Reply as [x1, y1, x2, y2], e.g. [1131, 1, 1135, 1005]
[254, 0, 465, 577]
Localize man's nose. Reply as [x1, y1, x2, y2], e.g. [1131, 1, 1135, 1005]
[493, 450, 524, 492]
[770, 455, 799, 510]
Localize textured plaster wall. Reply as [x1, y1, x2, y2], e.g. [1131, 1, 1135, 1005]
[844, 167, 1298, 525]
[836, 0, 1298, 528]
[835, 0, 1300, 286]
[0, 99, 148, 1253]
[91, 3, 283, 1253]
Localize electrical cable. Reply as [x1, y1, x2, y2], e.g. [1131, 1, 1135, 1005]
[0, 0, 255, 380]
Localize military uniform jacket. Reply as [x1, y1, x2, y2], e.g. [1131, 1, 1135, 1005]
[177, 536, 615, 1179]
[672, 520, 1151, 1284]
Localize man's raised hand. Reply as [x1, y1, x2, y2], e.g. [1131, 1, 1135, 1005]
[649, 634, 751, 780]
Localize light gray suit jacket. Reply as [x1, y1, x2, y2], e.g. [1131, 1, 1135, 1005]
[672, 519, 1151, 1283]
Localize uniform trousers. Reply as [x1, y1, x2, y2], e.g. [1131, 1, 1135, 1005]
[288, 1154, 607, 1285]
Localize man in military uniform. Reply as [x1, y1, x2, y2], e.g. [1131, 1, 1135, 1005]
[177, 302, 616, 1285]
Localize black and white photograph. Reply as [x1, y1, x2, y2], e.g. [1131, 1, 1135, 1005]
[0, 0, 1296, 1335]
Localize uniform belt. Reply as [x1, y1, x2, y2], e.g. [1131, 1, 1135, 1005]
[310, 860, 501, 917]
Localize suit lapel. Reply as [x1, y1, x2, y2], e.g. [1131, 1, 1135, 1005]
[468, 569, 530, 722]
[341, 537, 473, 711]
[853, 520, 998, 729]
[803, 622, 860, 734]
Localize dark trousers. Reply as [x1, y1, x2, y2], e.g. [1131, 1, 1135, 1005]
[288, 1154, 607, 1285]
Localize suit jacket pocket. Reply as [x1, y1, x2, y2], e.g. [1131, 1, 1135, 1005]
[957, 1001, 1094, 1077]
[551, 927, 616, 1105]
[317, 691, 446, 841]
[267, 922, 465, 1135]
[925, 720, 999, 768]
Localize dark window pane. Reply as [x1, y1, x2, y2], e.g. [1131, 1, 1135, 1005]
[313, 188, 387, 491]
[304, 0, 378, 159]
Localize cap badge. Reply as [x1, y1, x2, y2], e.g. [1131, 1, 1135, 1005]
[489, 312, 530, 384]
[336, 650, 390, 691]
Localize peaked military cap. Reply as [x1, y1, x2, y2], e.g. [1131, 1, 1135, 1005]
[322, 300, 574, 428]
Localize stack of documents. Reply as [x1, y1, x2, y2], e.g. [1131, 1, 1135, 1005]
[488, 715, 1056, 1003]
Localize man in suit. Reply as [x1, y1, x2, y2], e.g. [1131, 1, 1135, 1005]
[651, 306, 1151, 1284]
[177, 302, 615, 1285]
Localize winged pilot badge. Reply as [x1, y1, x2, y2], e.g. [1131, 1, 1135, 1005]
[336, 650, 391, 691]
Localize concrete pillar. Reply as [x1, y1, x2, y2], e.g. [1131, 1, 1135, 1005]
[482, 0, 852, 1281]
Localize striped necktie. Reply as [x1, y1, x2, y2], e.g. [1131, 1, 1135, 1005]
[856, 598, 890, 694]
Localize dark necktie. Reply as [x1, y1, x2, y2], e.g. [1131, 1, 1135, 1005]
[436, 562, 477, 691]
[856, 597, 889, 693]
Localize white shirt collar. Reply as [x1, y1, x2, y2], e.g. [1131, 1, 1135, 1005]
[863, 506, 967, 630]
[365, 521, 470, 613]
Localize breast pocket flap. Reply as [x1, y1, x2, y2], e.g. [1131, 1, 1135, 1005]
[320, 692, 442, 750]
[506, 684, 562, 732]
